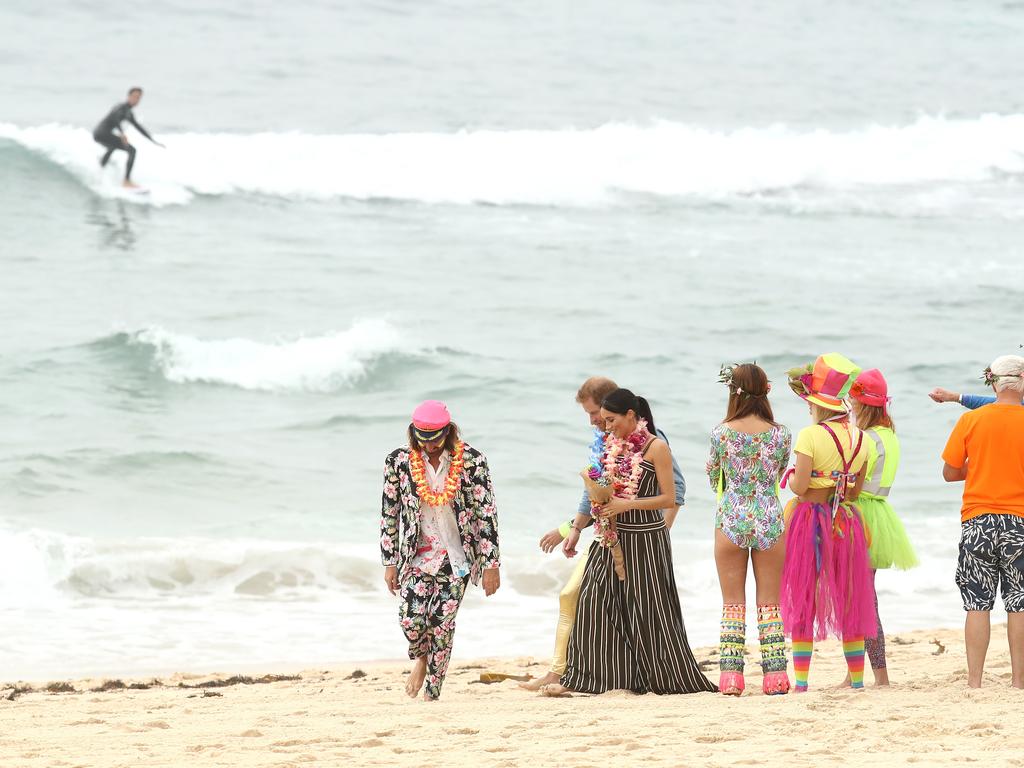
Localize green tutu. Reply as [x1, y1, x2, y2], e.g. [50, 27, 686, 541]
[858, 495, 918, 570]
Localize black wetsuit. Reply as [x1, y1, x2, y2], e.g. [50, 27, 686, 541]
[93, 102, 156, 181]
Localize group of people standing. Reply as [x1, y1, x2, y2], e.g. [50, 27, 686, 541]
[379, 353, 1024, 700]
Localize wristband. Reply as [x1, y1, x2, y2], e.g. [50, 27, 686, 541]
[558, 521, 573, 538]
[958, 393, 963, 405]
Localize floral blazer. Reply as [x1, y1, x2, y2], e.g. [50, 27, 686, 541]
[380, 442, 500, 586]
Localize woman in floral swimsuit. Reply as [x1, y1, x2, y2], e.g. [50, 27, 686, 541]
[706, 363, 792, 696]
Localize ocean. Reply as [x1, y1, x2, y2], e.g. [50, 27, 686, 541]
[1, 0, 1022, 680]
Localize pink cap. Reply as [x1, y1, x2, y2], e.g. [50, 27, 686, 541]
[850, 369, 889, 407]
[411, 400, 451, 431]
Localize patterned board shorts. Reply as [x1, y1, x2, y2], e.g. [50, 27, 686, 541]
[956, 513, 1024, 612]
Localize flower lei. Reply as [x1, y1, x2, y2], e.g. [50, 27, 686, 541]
[409, 441, 465, 507]
[591, 419, 651, 548]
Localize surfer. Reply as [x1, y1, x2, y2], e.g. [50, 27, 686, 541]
[93, 87, 163, 188]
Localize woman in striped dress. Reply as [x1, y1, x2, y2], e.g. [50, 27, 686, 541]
[544, 389, 717, 696]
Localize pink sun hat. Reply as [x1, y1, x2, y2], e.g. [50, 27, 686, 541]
[850, 368, 890, 408]
[411, 400, 451, 441]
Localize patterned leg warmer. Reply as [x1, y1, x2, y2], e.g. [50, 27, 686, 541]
[791, 635, 813, 691]
[843, 636, 866, 689]
[864, 571, 887, 670]
[757, 604, 787, 673]
[719, 603, 746, 673]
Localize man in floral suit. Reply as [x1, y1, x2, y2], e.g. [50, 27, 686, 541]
[381, 400, 500, 700]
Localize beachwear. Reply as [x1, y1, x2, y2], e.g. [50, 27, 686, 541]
[380, 442, 500, 699]
[942, 404, 1024, 523]
[780, 420, 875, 690]
[956, 513, 1024, 612]
[857, 425, 915, 670]
[560, 447, 717, 695]
[706, 423, 791, 550]
[858, 426, 917, 570]
[93, 102, 155, 181]
[398, 559, 468, 698]
[556, 429, 683, 675]
[781, 421, 874, 639]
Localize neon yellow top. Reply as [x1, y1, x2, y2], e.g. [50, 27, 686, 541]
[861, 426, 900, 499]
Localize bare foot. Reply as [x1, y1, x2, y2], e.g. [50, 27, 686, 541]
[519, 671, 560, 691]
[873, 669, 890, 686]
[406, 657, 427, 698]
[122, 180, 140, 189]
[540, 683, 571, 697]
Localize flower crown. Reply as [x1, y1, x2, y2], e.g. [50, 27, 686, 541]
[720, 362, 770, 398]
[982, 367, 1024, 386]
[718, 364, 741, 393]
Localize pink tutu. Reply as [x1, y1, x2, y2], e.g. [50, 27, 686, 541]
[780, 500, 877, 641]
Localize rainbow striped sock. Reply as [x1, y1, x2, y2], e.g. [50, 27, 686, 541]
[843, 637, 866, 689]
[791, 637, 813, 691]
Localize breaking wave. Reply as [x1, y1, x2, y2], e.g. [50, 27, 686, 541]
[3, 115, 1024, 210]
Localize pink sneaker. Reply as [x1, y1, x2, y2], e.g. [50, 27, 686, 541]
[762, 671, 791, 695]
[719, 672, 744, 696]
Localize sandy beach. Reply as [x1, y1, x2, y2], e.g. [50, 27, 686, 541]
[3, 625, 1022, 768]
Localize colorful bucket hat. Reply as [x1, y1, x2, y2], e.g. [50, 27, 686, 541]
[850, 368, 889, 408]
[411, 400, 451, 442]
[787, 353, 861, 412]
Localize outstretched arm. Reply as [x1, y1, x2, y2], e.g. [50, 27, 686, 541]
[929, 387, 996, 410]
[129, 114, 163, 145]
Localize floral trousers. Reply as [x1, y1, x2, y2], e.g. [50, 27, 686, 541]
[399, 560, 468, 699]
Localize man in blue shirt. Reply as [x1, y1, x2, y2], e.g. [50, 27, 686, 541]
[520, 376, 686, 691]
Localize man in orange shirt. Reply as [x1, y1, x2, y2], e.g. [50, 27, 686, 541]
[942, 355, 1024, 689]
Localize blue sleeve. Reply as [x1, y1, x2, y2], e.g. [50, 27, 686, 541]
[671, 455, 686, 506]
[578, 490, 591, 516]
[655, 429, 685, 506]
[961, 394, 995, 410]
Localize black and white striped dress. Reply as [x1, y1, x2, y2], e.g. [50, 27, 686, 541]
[560, 455, 717, 695]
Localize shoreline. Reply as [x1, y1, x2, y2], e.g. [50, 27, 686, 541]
[4, 626, 1024, 767]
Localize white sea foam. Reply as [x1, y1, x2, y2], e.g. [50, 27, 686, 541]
[0, 522, 992, 680]
[129, 319, 404, 392]
[3, 116, 1024, 208]
[0, 527, 379, 600]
